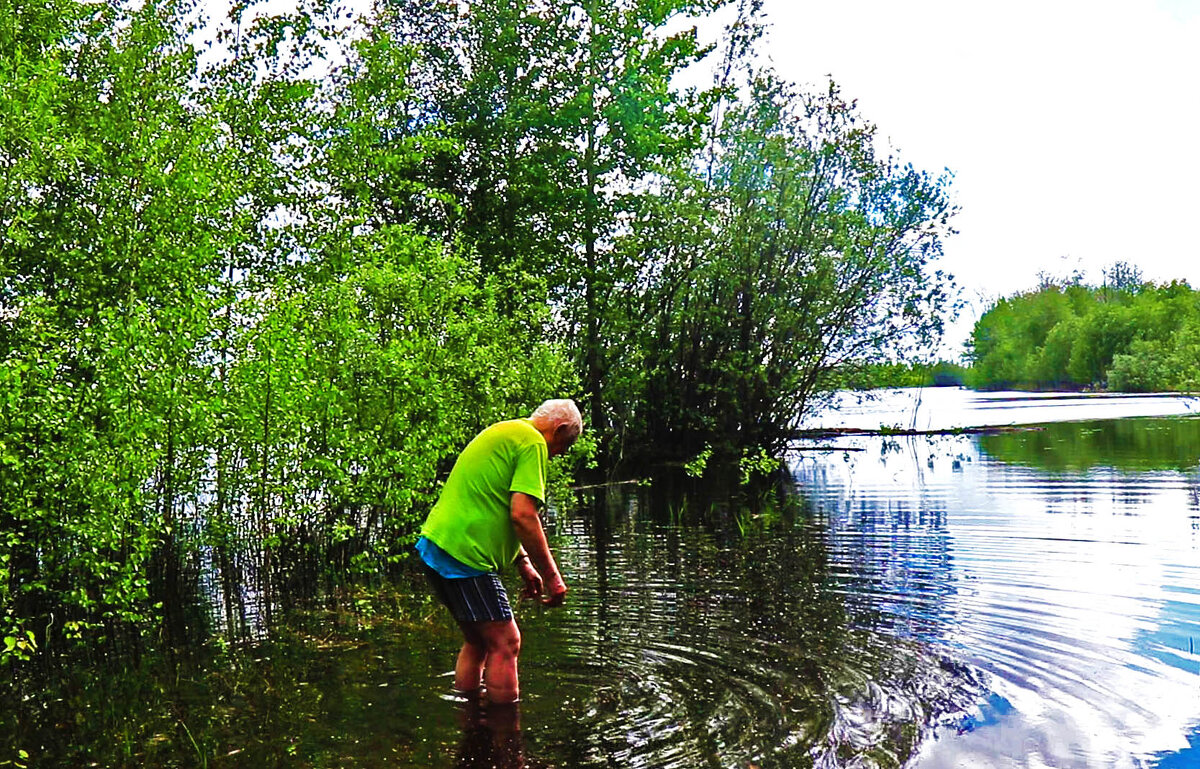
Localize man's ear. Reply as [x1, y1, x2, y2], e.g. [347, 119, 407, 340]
[552, 423, 575, 450]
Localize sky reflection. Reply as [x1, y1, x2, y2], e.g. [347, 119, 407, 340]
[801, 387, 1200, 433]
[790, 419, 1200, 767]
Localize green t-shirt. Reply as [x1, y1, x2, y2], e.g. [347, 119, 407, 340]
[420, 418, 548, 573]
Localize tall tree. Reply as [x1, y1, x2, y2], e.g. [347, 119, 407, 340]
[357, 0, 729, 451]
[0, 0, 261, 654]
[623, 75, 958, 463]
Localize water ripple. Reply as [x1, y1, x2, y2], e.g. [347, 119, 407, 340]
[792, 425, 1200, 767]
[482, 416, 1200, 768]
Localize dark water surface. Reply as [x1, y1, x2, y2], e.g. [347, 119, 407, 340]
[11, 392, 1200, 768]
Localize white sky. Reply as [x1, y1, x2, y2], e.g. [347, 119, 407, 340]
[756, 0, 1200, 352]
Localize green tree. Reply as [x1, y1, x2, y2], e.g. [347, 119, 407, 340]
[0, 0, 260, 655]
[357, 0, 730, 457]
[968, 275, 1200, 391]
[626, 76, 957, 463]
[0, 0, 578, 663]
[1066, 302, 1135, 385]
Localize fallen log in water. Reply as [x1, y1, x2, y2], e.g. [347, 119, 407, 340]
[793, 424, 1045, 440]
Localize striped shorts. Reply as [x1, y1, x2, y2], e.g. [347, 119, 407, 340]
[423, 564, 514, 623]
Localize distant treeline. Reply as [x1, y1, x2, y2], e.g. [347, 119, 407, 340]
[979, 417, 1200, 473]
[839, 361, 968, 390]
[968, 265, 1200, 392]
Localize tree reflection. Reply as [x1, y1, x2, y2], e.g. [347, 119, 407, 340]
[980, 417, 1200, 473]
[454, 700, 532, 769]
[515, 474, 984, 768]
[4, 472, 989, 769]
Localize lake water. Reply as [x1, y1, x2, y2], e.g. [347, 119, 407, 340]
[10, 388, 1200, 768]
[506, 389, 1200, 768]
[802, 387, 1200, 432]
[797, 389, 1200, 768]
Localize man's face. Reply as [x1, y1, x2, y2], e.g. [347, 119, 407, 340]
[546, 425, 579, 458]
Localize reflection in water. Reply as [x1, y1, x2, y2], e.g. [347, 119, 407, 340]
[980, 417, 1200, 473]
[10, 411, 1200, 768]
[512, 485, 985, 768]
[793, 424, 1200, 768]
[455, 700, 531, 769]
[803, 387, 1200, 433]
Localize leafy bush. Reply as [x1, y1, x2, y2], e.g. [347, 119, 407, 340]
[969, 277, 1200, 392]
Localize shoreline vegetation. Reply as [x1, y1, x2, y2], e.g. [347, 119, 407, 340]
[4, 2, 1198, 764]
[5, 0, 1199, 764]
[849, 263, 1200, 397]
[2, 0, 958, 676]
[967, 264, 1200, 393]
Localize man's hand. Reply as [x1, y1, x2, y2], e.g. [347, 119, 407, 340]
[510, 491, 569, 608]
[516, 557, 543, 601]
[542, 573, 568, 607]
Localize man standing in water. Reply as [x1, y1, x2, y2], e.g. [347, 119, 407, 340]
[416, 399, 582, 703]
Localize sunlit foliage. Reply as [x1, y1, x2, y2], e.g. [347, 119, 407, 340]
[968, 269, 1200, 392]
[0, 0, 571, 665]
[1, 0, 956, 668]
[613, 76, 957, 463]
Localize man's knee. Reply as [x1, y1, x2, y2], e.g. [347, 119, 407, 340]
[483, 621, 521, 658]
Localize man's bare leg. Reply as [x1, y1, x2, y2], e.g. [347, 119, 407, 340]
[463, 619, 521, 703]
[454, 621, 488, 695]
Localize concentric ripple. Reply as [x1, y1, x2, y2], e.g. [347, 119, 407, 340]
[512, 511, 987, 768]
[502, 415, 1200, 769]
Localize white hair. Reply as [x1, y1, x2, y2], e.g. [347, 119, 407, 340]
[530, 398, 583, 437]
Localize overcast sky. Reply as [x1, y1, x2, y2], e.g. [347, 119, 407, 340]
[754, 0, 1200, 350]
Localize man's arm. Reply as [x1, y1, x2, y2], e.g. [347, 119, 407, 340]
[510, 492, 567, 606]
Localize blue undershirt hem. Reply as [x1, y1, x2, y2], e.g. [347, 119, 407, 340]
[416, 536, 489, 578]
